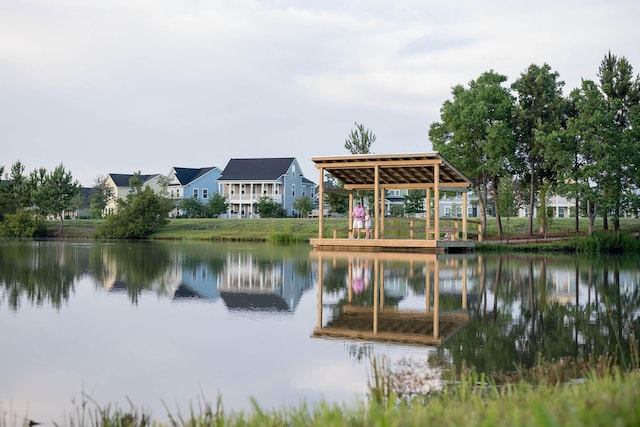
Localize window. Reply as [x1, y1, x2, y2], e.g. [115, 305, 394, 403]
[203, 189, 208, 199]
[292, 184, 295, 196]
[193, 188, 199, 199]
[444, 207, 451, 217]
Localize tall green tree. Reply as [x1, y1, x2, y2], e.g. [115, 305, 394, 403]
[129, 171, 144, 194]
[595, 52, 640, 231]
[33, 164, 81, 233]
[90, 175, 112, 218]
[560, 81, 607, 234]
[207, 193, 229, 217]
[344, 122, 377, 207]
[179, 198, 206, 218]
[0, 165, 6, 220]
[324, 174, 349, 215]
[255, 196, 285, 218]
[293, 195, 314, 217]
[511, 64, 567, 235]
[404, 190, 425, 216]
[345, 122, 376, 154]
[429, 70, 516, 236]
[6, 161, 31, 213]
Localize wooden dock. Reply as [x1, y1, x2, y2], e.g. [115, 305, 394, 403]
[309, 237, 475, 253]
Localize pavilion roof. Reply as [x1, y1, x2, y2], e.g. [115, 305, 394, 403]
[311, 152, 472, 190]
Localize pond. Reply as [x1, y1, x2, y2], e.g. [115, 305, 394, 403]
[1, 240, 638, 424]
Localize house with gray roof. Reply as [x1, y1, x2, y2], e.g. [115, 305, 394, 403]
[104, 173, 162, 215]
[217, 157, 315, 218]
[166, 166, 222, 217]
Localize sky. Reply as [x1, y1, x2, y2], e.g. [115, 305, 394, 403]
[1, 0, 639, 187]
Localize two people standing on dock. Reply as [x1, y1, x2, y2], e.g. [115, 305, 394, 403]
[351, 202, 365, 239]
[351, 202, 372, 239]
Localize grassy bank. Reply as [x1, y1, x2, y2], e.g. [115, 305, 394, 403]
[7, 364, 638, 427]
[48, 217, 640, 245]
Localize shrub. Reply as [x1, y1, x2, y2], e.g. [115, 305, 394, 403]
[0, 210, 46, 237]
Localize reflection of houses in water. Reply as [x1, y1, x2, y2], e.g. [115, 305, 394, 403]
[218, 253, 312, 311]
[173, 260, 220, 301]
[312, 251, 471, 346]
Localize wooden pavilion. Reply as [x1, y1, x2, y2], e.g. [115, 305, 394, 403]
[310, 152, 477, 253]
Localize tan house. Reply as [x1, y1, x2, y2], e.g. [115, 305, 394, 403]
[104, 173, 162, 215]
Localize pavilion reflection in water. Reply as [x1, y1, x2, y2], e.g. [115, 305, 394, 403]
[311, 251, 472, 346]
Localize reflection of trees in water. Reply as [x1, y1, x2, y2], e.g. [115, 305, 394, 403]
[0, 242, 84, 311]
[1, 241, 314, 308]
[91, 242, 173, 304]
[438, 254, 640, 374]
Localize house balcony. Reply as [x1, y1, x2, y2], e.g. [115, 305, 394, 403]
[228, 193, 282, 203]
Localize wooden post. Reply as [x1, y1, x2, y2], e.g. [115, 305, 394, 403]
[318, 167, 324, 239]
[434, 163, 440, 241]
[348, 192, 354, 238]
[380, 188, 385, 238]
[374, 165, 380, 239]
[462, 191, 468, 240]
[426, 187, 431, 239]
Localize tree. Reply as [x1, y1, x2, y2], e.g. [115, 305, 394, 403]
[179, 197, 206, 218]
[511, 64, 567, 235]
[89, 175, 111, 218]
[0, 165, 7, 220]
[323, 174, 349, 215]
[207, 193, 229, 217]
[33, 164, 81, 233]
[404, 190, 425, 216]
[5, 161, 31, 213]
[98, 186, 172, 238]
[345, 122, 376, 154]
[129, 171, 144, 194]
[594, 52, 640, 231]
[293, 195, 314, 217]
[345, 122, 376, 206]
[255, 196, 285, 218]
[429, 70, 516, 236]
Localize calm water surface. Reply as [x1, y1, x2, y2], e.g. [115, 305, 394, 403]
[1, 240, 639, 424]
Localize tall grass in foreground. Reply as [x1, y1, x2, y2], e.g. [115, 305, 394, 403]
[4, 356, 639, 427]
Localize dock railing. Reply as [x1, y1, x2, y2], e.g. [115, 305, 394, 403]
[328, 217, 483, 241]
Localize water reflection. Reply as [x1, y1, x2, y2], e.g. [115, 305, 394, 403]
[312, 251, 640, 373]
[312, 252, 472, 346]
[1, 241, 638, 375]
[442, 253, 640, 372]
[0, 241, 313, 312]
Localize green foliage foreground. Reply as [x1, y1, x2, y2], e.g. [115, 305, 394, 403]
[5, 364, 636, 427]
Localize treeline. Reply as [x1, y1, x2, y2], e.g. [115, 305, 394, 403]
[430, 51, 640, 238]
[0, 161, 80, 236]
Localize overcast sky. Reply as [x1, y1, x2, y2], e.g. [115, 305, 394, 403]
[2, 0, 639, 187]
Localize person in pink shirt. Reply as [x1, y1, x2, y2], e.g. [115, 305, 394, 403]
[351, 202, 365, 239]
